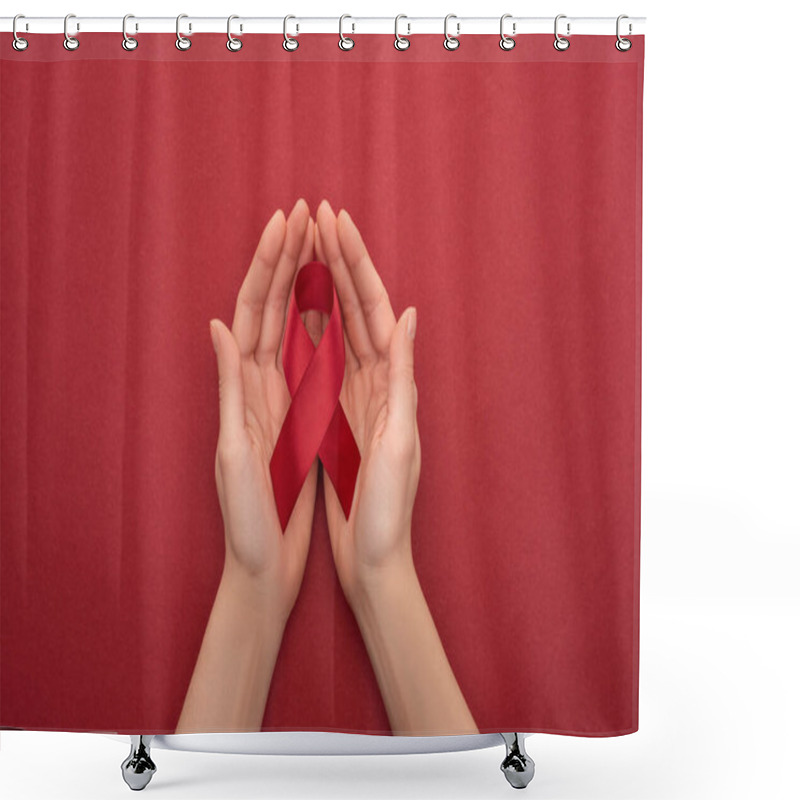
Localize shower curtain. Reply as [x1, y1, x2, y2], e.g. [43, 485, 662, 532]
[1, 29, 644, 737]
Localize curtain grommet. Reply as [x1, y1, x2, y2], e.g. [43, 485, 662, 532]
[176, 14, 191, 50]
[12, 14, 29, 51]
[339, 14, 355, 50]
[394, 15, 410, 50]
[63, 13, 80, 51]
[554, 14, 570, 51]
[122, 14, 138, 51]
[443, 13, 460, 50]
[499, 14, 516, 50]
[227, 15, 243, 51]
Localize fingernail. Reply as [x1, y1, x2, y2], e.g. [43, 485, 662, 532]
[209, 321, 219, 353]
[407, 308, 417, 341]
[267, 208, 282, 227]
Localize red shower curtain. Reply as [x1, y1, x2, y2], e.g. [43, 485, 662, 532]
[1, 32, 644, 735]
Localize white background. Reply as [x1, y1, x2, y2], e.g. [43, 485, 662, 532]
[2, 1, 799, 798]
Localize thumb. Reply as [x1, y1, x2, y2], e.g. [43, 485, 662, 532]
[387, 307, 417, 430]
[210, 319, 245, 442]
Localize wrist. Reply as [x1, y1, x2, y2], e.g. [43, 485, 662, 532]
[219, 557, 292, 630]
[349, 550, 420, 624]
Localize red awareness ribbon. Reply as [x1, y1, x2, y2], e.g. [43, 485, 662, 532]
[269, 261, 361, 531]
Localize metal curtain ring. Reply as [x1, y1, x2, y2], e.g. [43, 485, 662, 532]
[12, 14, 28, 51]
[554, 14, 570, 51]
[499, 13, 515, 50]
[64, 13, 79, 50]
[616, 14, 632, 51]
[283, 15, 299, 51]
[339, 14, 354, 50]
[394, 14, 410, 50]
[122, 14, 138, 50]
[176, 13, 191, 50]
[443, 13, 460, 50]
[227, 15, 242, 51]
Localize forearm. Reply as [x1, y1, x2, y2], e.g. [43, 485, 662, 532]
[352, 557, 479, 736]
[175, 560, 287, 733]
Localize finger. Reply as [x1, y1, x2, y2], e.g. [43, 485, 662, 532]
[338, 208, 396, 355]
[210, 318, 246, 444]
[387, 307, 417, 433]
[254, 198, 311, 367]
[298, 211, 314, 265]
[273, 212, 315, 371]
[316, 199, 375, 366]
[232, 208, 286, 356]
[314, 218, 357, 373]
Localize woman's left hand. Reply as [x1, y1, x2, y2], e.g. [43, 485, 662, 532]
[209, 198, 321, 622]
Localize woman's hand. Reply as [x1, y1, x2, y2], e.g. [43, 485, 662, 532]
[176, 200, 321, 734]
[313, 199, 420, 606]
[209, 198, 321, 623]
[313, 200, 477, 735]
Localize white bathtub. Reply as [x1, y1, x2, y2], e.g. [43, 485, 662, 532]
[109, 731, 535, 790]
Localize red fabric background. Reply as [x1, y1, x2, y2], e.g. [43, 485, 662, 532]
[1, 33, 643, 735]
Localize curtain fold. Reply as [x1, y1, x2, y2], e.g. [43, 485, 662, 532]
[1, 32, 644, 735]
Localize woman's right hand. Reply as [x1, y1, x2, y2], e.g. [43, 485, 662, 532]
[209, 198, 321, 623]
[313, 199, 421, 606]
[312, 200, 477, 735]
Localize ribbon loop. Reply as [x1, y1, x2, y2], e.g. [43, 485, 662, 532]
[269, 261, 360, 531]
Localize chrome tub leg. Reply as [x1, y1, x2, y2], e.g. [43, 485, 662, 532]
[500, 733, 535, 789]
[121, 735, 156, 791]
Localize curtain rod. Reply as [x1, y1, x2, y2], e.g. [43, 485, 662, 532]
[1, 16, 646, 37]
